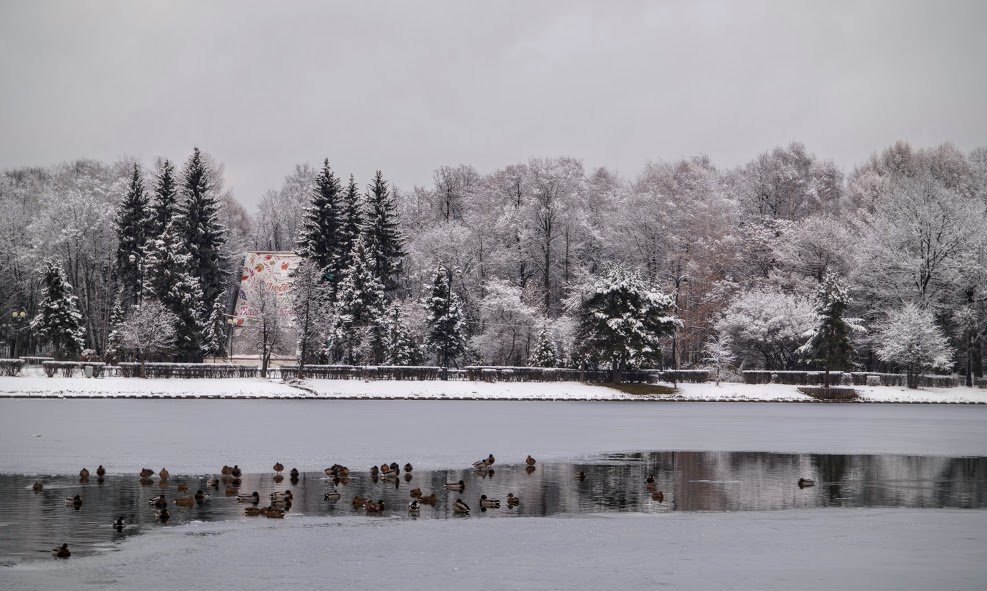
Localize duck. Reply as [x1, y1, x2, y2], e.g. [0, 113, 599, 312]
[289, 468, 300, 479]
[32, 481, 43, 493]
[445, 480, 465, 491]
[646, 482, 657, 493]
[506, 493, 519, 507]
[52, 543, 71, 558]
[96, 465, 106, 478]
[369, 465, 380, 476]
[408, 500, 421, 514]
[652, 491, 665, 503]
[147, 495, 165, 506]
[324, 488, 341, 501]
[206, 477, 220, 489]
[453, 499, 470, 514]
[237, 491, 260, 504]
[645, 475, 655, 484]
[231, 465, 242, 478]
[243, 506, 263, 516]
[472, 459, 490, 471]
[174, 496, 194, 508]
[380, 463, 391, 474]
[575, 471, 586, 481]
[409, 487, 422, 498]
[404, 463, 414, 473]
[113, 517, 125, 531]
[79, 467, 90, 481]
[273, 462, 284, 474]
[158, 468, 169, 480]
[154, 496, 168, 510]
[155, 507, 170, 521]
[526, 455, 536, 466]
[265, 507, 285, 519]
[389, 462, 400, 474]
[269, 490, 293, 502]
[479, 495, 500, 508]
[194, 489, 208, 503]
[419, 493, 437, 505]
[382, 470, 398, 482]
[65, 495, 82, 509]
[140, 468, 154, 479]
[365, 499, 385, 513]
[798, 478, 816, 488]
[352, 495, 367, 509]
[176, 483, 189, 493]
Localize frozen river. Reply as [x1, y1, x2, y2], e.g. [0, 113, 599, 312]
[1, 400, 986, 590]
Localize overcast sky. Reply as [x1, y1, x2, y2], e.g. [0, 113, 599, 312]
[1, 0, 985, 207]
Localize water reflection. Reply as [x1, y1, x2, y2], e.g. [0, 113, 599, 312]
[1, 451, 984, 564]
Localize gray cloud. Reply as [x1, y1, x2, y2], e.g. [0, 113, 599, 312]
[1, 0, 985, 206]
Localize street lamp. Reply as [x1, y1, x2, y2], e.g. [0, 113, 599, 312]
[128, 252, 144, 307]
[226, 316, 237, 362]
[9, 309, 27, 359]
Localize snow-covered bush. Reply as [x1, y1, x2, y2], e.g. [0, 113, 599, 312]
[875, 304, 954, 389]
[0, 359, 24, 376]
[716, 288, 816, 370]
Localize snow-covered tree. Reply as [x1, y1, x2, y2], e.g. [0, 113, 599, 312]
[875, 304, 954, 389]
[364, 170, 406, 292]
[425, 266, 468, 376]
[202, 299, 229, 361]
[142, 222, 206, 361]
[332, 237, 386, 364]
[716, 288, 817, 370]
[292, 259, 331, 376]
[702, 334, 735, 385]
[114, 163, 151, 307]
[570, 264, 678, 383]
[178, 147, 228, 317]
[470, 279, 537, 365]
[105, 296, 127, 363]
[30, 259, 86, 359]
[383, 303, 421, 366]
[337, 174, 364, 271]
[253, 163, 314, 252]
[150, 159, 179, 240]
[119, 299, 178, 376]
[296, 159, 344, 290]
[528, 326, 558, 368]
[244, 280, 290, 377]
[798, 273, 862, 387]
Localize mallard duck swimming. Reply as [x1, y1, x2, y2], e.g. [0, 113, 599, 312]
[419, 493, 437, 505]
[479, 495, 500, 508]
[206, 477, 220, 488]
[646, 475, 655, 484]
[445, 480, 465, 491]
[380, 463, 391, 474]
[289, 468, 299, 479]
[404, 463, 413, 473]
[231, 465, 242, 478]
[158, 468, 169, 480]
[266, 507, 285, 518]
[352, 495, 367, 509]
[32, 482, 43, 493]
[506, 493, 519, 507]
[408, 500, 420, 514]
[237, 491, 260, 504]
[153, 496, 168, 509]
[79, 468, 90, 481]
[652, 491, 664, 503]
[52, 543, 70, 558]
[96, 465, 106, 478]
[273, 462, 284, 474]
[324, 489, 341, 501]
[148, 495, 164, 506]
[269, 490, 293, 502]
[389, 462, 400, 474]
[65, 495, 82, 509]
[174, 496, 194, 508]
[113, 517, 125, 531]
[176, 482, 189, 493]
[472, 459, 490, 471]
[526, 455, 536, 466]
[410, 487, 422, 498]
[370, 465, 380, 476]
[365, 499, 385, 513]
[140, 468, 154, 479]
[453, 499, 470, 514]
[155, 508, 170, 521]
[798, 478, 815, 488]
[194, 489, 208, 502]
[244, 506, 263, 516]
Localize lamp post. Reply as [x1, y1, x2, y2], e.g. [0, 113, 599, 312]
[226, 316, 237, 362]
[10, 310, 27, 359]
[127, 253, 144, 308]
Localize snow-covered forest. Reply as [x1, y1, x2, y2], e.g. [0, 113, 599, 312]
[1, 141, 985, 381]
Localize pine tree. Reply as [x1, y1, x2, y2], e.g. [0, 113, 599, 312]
[105, 296, 127, 363]
[363, 170, 406, 291]
[337, 174, 364, 271]
[296, 159, 344, 291]
[384, 304, 421, 366]
[333, 237, 386, 364]
[142, 222, 206, 361]
[573, 264, 678, 383]
[178, 147, 228, 317]
[30, 259, 86, 359]
[424, 266, 467, 376]
[114, 164, 151, 307]
[799, 272, 858, 387]
[202, 299, 229, 361]
[528, 326, 558, 368]
[150, 159, 179, 239]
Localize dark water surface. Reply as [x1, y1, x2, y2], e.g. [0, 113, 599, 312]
[2, 451, 985, 564]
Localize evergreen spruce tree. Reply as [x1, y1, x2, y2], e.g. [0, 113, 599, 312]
[142, 222, 207, 361]
[30, 259, 86, 359]
[114, 164, 151, 307]
[202, 299, 229, 361]
[799, 272, 857, 387]
[528, 326, 558, 368]
[296, 159, 344, 291]
[424, 266, 467, 377]
[178, 147, 228, 317]
[332, 237, 386, 364]
[384, 304, 421, 366]
[292, 260, 331, 376]
[364, 171, 406, 291]
[150, 159, 179, 239]
[105, 296, 127, 363]
[337, 174, 364, 271]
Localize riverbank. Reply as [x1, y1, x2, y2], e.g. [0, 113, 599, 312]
[0, 376, 984, 404]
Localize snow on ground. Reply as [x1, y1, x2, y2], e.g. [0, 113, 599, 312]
[1, 375, 984, 403]
[3, 508, 985, 591]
